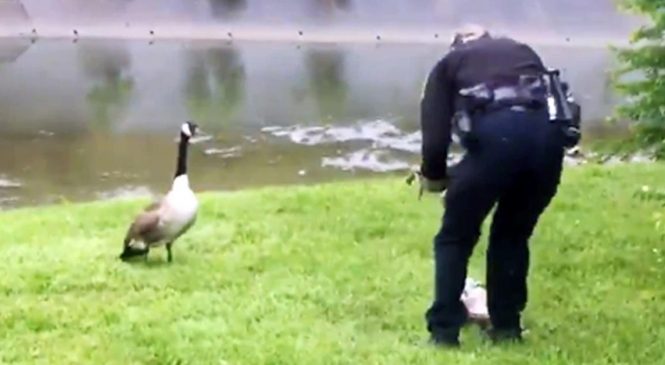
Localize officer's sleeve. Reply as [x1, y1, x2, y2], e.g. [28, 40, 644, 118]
[420, 59, 455, 181]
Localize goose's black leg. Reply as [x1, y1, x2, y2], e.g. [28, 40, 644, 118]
[166, 242, 173, 263]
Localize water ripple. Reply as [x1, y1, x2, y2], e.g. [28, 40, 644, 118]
[261, 119, 421, 152]
[203, 146, 243, 158]
[262, 120, 423, 172]
[322, 149, 411, 172]
[0, 177, 22, 189]
[96, 186, 154, 201]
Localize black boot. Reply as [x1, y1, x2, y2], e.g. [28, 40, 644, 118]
[428, 329, 461, 348]
[486, 327, 523, 344]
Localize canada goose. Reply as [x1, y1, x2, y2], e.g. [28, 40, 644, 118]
[119, 121, 200, 263]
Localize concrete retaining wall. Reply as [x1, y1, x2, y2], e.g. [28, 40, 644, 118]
[0, 0, 644, 45]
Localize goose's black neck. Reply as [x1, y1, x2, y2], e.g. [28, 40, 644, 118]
[174, 133, 190, 178]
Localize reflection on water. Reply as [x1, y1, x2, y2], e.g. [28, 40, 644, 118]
[184, 45, 246, 127]
[0, 39, 31, 63]
[0, 38, 626, 209]
[305, 47, 347, 120]
[78, 42, 134, 129]
[208, 0, 248, 20]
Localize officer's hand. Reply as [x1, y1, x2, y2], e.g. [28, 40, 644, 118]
[406, 167, 448, 200]
[405, 168, 424, 199]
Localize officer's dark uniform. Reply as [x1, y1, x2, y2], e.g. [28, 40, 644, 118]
[419, 35, 568, 345]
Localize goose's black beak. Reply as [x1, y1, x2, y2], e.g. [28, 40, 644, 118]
[119, 247, 148, 261]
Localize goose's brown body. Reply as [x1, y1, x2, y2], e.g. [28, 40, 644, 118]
[119, 122, 199, 262]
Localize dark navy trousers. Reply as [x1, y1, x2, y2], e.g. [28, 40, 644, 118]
[425, 107, 565, 339]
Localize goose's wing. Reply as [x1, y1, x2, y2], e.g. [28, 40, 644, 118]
[124, 201, 165, 245]
[142, 198, 163, 212]
[133, 211, 161, 237]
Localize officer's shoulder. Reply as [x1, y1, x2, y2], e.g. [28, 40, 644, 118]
[420, 55, 453, 98]
[433, 45, 467, 70]
[429, 52, 455, 75]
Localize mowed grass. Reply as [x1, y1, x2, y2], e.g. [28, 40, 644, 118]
[1, 163, 665, 364]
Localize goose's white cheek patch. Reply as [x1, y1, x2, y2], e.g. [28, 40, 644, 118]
[181, 124, 192, 137]
[129, 240, 147, 250]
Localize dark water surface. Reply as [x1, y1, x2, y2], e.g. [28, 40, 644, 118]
[0, 38, 624, 209]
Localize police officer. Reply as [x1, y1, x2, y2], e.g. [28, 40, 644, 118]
[416, 25, 579, 347]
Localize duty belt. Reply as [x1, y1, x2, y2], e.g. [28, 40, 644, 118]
[459, 83, 546, 116]
[486, 89, 545, 113]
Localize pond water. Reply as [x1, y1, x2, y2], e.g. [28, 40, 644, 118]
[0, 37, 625, 209]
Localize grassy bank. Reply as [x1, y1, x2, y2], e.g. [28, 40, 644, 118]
[1, 163, 665, 364]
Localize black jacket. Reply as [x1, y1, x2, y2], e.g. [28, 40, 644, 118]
[420, 36, 548, 180]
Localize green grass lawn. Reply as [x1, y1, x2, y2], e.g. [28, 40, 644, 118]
[1, 163, 665, 364]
